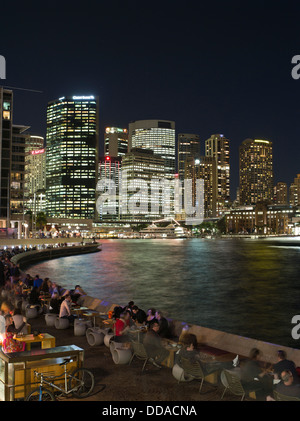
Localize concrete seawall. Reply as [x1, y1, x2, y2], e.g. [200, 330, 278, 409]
[10, 243, 101, 269]
[78, 294, 300, 367]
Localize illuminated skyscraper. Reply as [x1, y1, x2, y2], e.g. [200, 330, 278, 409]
[274, 182, 288, 205]
[239, 138, 273, 205]
[290, 174, 300, 206]
[185, 156, 217, 218]
[24, 136, 46, 214]
[128, 120, 175, 179]
[120, 148, 167, 222]
[205, 134, 230, 216]
[104, 127, 128, 157]
[178, 133, 201, 181]
[46, 95, 99, 219]
[0, 87, 13, 226]
[96, 156, 122, 221]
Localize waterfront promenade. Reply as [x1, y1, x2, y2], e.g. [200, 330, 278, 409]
[8, 306, 240, 402]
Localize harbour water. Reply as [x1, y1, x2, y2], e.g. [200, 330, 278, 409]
[27, 238, 300, 349]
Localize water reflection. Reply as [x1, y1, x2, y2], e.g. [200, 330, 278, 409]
[27, 238, 300, 348]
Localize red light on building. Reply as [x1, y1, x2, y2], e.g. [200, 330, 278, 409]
[106, 156, 110, 160]
[31, 149, 45, 155]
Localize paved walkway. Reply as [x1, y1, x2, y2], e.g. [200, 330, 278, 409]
[24, 312, 246, 403]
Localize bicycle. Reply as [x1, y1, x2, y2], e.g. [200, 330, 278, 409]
[25, 358, 95, 401]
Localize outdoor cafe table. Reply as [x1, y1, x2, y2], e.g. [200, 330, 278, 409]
[14, 333, 56, 351]
[71, 306, 89, 317]
[161, 338, 182, 368]
[81, 310, 100, 327]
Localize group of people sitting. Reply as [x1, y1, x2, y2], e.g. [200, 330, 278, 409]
[110, 302, 172, 368]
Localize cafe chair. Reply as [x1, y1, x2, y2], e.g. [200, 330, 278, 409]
[177, 357, 207, 393]
[273, 390, 300, 401]
[221, 369, 261, 401]
[129, 341, 151, 371]
[55, 317, 70, 329]
[45, 313, 58, 327]
[112, 347, 132, 365]
[25, 305, 38, 319]
[86, 327, 106, 346]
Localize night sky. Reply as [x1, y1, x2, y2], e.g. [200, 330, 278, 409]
[1, 0, 300, 199]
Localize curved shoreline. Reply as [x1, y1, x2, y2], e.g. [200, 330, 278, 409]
[10, 243, 101, 270]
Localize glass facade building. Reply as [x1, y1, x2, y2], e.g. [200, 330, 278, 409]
[104, 127, 128, 158]
[128, 120, 175, 179]
[239, 138, 273, 205]
[46, 96, 99, 219]
[178, 133, 201, 181]
[205, 133, 230, 216]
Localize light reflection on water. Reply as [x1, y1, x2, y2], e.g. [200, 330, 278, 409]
[27, 238, 300, 348]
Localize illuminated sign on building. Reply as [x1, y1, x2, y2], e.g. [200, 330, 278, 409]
[31, 149, 45, 155]
[72, 96, 95, 100]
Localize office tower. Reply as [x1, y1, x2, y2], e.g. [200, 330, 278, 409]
[178, 133, 201, 181]
[128, 120, 175, 179]
[205, 134, 230, 216]
[185, 156, 217, 218]
[290, 174, 300, 206]
[46, 95, 99, 219]
[239, 138, 273, 205]
[24, 142, 46, 213]
[274, 182, 288, 205]
[120, 148, 167, 221]
[25, 134, 44, 153]
[104, 127, 128, 157]
[10, 125, 30, 216]
[0, 87, 13, 227]
[96, 156, 122, 221]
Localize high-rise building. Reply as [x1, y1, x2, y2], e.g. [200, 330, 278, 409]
[96, 156, 122, 221]
[239, 138, 273, 205]
[185, 156, 217, 218]
[10, 125, 30, 215]
[290, 174, 300, 206]
[178, 133, 201, 181]
[128, 120, 175, 179]
[120, 148, 168, 222]
[24, 143, 46, 214]
[205, 134, 230, 216]
[274, 182, 288, 205]
[0, 87, 13, 227]
[46, 95, 99, 219]
[104, 127, 128, 157]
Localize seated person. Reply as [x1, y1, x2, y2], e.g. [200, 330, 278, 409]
[28, 287, 41, 312]
[143, 320, 169, 368]
[155, 310, 170, 338]
[175, 333, 232, 375]
[12, 308, 28, 335]
[2, 314, 25, 353]
[131, 305, 147, 325]
[114, 311, 131, 343]
[146, 308, 157, 328]
[49, 292, 62, 314]
[72, 285, 87, 303]
[59, 294, 76, 323]
[272, 350, 299, 382]
[267, 370, 300, 400]
[241, 348, 273, 399]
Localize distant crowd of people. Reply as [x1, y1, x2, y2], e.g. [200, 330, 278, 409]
[0, 247, 88, 351]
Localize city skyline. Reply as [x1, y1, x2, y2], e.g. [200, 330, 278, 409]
[1, 1, 300, 199]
